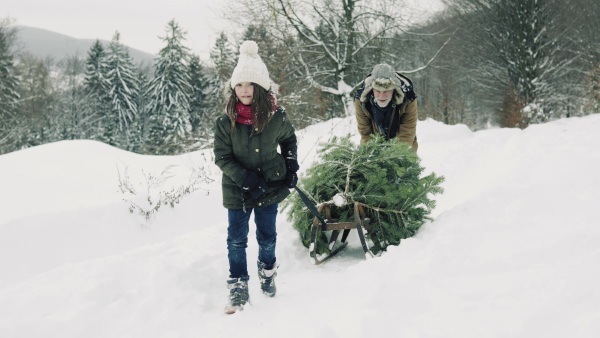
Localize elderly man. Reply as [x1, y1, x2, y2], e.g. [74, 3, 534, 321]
[354, 63, 418, 151]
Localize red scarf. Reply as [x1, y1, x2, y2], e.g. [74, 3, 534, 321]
[235, 102, 253, 125]
[234, 94, 278, 125]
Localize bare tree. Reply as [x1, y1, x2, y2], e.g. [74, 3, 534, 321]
[443, 0, 581, 127]
[56, 55, 89, 140]
[561, 0, 600, 116]
[225, 0, 413, 116]
[276, 0, 413, 114]
[411, 12, 502, 129]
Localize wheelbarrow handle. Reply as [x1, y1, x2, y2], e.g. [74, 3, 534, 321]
[294, 186, 327, 229]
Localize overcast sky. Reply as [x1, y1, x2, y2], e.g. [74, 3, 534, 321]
[4, 0, 445, 63]
[4, 0, 230, 61]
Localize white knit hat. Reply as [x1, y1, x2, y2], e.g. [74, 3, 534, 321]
[229, 40, 271, 91]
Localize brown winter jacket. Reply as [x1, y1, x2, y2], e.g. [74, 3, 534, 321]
[354, 73, 418, 151]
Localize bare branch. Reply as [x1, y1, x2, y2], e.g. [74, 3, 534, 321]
[399, 33, 454, 74]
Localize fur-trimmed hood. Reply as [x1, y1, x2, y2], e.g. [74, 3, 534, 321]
[355, 64, 416, 105]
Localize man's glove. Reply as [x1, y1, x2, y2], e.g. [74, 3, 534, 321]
[242, 172, 268, 199]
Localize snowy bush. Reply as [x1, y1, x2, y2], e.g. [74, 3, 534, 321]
[117, 164, 213, 223]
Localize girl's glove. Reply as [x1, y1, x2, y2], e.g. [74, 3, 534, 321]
[284, 159, 299, 188]
[242, 172, 268, 199]
[284, 171, 298, 188]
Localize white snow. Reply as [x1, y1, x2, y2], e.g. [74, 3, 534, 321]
[333, 192, 347, 207]
[1, 114, 600, 337]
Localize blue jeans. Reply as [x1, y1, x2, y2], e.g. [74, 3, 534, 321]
[227, 203, 278, 280]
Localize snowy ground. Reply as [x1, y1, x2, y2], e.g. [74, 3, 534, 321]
[1, 114, 599, 338]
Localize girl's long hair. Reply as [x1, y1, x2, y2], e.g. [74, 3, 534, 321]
[226, 83, 275, 133]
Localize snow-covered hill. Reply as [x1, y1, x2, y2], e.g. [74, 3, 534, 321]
[15, 26, 156, 66]
[1, 115, 599, 337]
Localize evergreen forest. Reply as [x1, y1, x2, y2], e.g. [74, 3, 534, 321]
[1, 0, 598, 155]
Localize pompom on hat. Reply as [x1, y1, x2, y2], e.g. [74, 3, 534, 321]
[229, 40, 272, 91]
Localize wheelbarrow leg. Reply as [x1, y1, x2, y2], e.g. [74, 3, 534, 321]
[340, 229, 351, 242]
[355, 203, 374, 258]
[328, 230, 340, 250]
[355, 222, 373, 258]
[309, 222, 320, 259]
[313, 241, 348, 265]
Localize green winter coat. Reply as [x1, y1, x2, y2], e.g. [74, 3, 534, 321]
[213, 106, 298, 210]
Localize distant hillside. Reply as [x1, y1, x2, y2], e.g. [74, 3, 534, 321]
[15, 26, 156, 67]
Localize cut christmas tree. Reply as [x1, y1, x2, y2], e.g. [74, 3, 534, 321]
[285, 135, 444, 256]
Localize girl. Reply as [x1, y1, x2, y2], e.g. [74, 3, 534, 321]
[213, 40, 299, 314]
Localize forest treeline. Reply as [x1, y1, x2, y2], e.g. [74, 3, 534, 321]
[1, 0, 598, 155]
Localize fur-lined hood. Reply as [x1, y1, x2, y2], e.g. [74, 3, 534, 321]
[355, 64, 416, 105]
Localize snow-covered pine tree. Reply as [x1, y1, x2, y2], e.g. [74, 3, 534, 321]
[187, 54, 204, 131]
[105, 31, 140, 146]
[178, 33, 236, 152]
[84, 40, 110, 101]
[210, 32, 236, 83]
[83, 39, 112, 142]
[285, 135, 444, 255]
[126, 68, 150, 153]
[145, 20, 192, 155]
[187, 54, 212, 149]
[0, 23, 20, 139]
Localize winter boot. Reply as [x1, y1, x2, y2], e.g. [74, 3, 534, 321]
[224, 278, 249, 314]
[257, 260, 278, 297]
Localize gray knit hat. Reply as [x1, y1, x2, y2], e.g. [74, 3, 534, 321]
[366, 63, 402, 92]
[229, 40, 272, 91]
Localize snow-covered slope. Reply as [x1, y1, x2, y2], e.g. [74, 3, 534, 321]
[1, 114, 599, 337]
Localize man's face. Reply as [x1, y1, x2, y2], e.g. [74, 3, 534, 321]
[373, 89, 393, 108]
